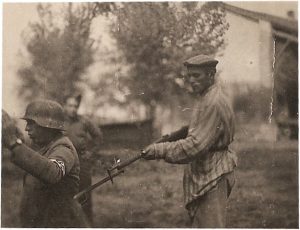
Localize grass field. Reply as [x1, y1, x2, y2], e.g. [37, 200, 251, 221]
[1, 140, 298, 228]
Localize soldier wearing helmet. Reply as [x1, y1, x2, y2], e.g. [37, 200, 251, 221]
[2, 100, 89, 227]
[63, 93, 103, 226]
[142, 54, 237, 227]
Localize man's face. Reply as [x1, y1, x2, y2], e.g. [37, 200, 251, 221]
[186, 67, 212, 95]
[25, 120, 49, 145]
[65, 98, 79, 118]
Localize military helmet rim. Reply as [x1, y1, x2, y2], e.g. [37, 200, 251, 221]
[21, 100, 65, 131]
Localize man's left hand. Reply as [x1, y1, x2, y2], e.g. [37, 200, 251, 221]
[2, 110, 19, 149]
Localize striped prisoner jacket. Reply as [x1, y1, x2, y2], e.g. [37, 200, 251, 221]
[152, 83, 237, 213]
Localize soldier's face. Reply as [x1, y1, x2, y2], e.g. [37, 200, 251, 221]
[65, 98, 79, 118]
[186, 67, 212, 95]
[25, 120, 50, 145]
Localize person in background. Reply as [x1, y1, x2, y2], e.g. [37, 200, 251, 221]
[142, 54, 237, 228]
[2, 100, 88, 227]
[64, 93, 103, 226]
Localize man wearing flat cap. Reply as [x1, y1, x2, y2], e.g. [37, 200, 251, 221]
[143, 54, 237, 227]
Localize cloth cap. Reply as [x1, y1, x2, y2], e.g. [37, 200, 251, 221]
[183, 54, 218, 68]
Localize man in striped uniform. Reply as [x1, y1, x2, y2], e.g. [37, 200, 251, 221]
[143, 54, 237, 227]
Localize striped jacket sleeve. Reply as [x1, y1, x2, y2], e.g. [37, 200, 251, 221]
[153, 103, 224, 164]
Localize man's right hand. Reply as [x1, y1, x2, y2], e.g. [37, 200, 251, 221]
[167, 125, 189, 142]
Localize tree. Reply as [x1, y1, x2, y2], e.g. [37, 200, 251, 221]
[105, 2, 229, 118]
[17, 3, 105, 104]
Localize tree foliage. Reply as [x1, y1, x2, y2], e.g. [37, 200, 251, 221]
[18, 3, 101, 104]
[105, 2, 228, 116]
[18, 2, 229, 119]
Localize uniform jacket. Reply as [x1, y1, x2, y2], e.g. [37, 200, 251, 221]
[64, 115, 103, 225]
[64, 114, 103, 179]
[64, 114, 103, 154]
[11, 135, 89, 227]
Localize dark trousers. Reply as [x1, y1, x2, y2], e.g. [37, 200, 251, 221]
[79, 160, 93, 226]
[190, 172, 235, 228]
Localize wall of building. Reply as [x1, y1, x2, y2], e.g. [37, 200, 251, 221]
[100, 119, 154, 149]
[217, 12, 262, 87]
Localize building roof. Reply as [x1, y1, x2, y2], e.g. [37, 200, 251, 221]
[223, 3, 298, 35]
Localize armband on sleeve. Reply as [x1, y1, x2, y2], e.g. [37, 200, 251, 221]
[50, 159, 66, 177]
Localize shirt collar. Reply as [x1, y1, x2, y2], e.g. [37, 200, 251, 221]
[200, 83, 218, 100]
[38, 133, 63, 155]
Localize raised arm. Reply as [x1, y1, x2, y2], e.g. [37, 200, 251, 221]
[11, 144, 75, 184]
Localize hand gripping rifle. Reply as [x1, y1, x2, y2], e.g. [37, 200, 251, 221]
[73, 125, 189, 203]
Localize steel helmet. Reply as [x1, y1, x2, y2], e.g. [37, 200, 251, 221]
[22, 100, 65, 130]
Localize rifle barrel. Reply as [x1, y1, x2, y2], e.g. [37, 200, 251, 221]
[73, 169, 124, 201]
[73, 137, 165, 201]
[115, 153, 143, 170]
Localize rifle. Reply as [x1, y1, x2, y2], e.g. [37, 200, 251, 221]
[73, 126, 189, 203]
[73, 150, 146, 202]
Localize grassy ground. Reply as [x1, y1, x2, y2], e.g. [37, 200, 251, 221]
[1, 140, 298, 228]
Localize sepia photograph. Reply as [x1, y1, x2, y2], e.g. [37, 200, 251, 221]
[2, 1, 298, 228]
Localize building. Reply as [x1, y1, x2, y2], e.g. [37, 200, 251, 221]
[218, 2, 298, 139]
